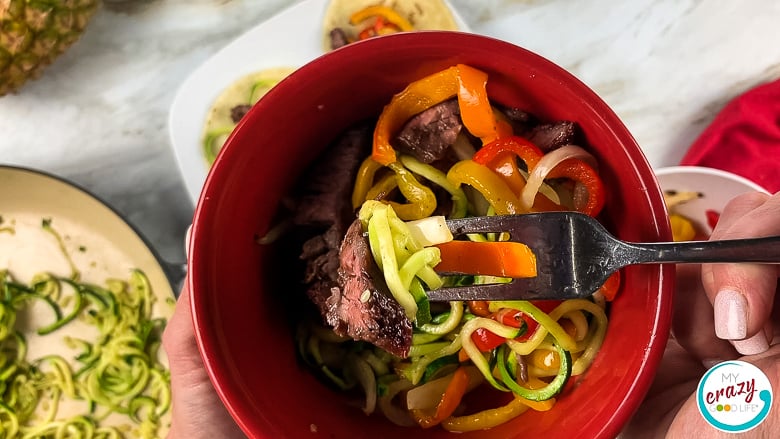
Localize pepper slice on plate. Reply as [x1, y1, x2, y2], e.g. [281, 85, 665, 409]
[350, 5, 414, 39]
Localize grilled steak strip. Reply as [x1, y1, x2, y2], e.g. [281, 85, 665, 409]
[294, 124, 412, 357]
[327, 219, 412, 357]
[394, 99, 462, 164]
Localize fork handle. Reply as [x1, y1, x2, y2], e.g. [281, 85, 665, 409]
[621, 236, 780, 265]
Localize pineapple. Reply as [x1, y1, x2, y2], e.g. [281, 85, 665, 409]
[0, 0, 100, 96]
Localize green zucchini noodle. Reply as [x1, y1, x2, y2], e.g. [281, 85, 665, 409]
[0, 269, 170, 438]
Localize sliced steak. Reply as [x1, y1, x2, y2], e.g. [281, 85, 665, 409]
[292, 124, 411, 357]
[294, 125, 371, 322]
[394, 99, 462, 164]
[330, 28, 349, 50]
[326, 219, 412, 357]
[293, 125, 370, 229]
[527, 120, 579, 152]
[230, 104, 252, 123]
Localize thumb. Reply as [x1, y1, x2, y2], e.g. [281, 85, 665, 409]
[703, 191, 780, 355]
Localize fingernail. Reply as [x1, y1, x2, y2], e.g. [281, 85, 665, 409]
[733, 332, 770, 356]
[714, 289, 747, 339]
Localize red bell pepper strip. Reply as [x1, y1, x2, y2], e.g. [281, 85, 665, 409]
[544, 158, 606, 217]
[469, 300, 563, 351]
[706, 209, 720, 230]
[597, 271, 621, 302]
[472, 136, 545, 170]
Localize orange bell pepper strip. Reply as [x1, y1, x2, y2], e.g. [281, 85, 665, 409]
[350, 5, 414, 33]
[434, 240, 537, 278]
[412, 366, 470, 428]
[456, 66, 513, 144]
[467, 300, 491, 317]
[373, 65, 508, 166]
[544, 158, 606, 217]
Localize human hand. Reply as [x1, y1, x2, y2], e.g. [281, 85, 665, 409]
[163, 281, 245, 439]
[624, 191, 780, 438]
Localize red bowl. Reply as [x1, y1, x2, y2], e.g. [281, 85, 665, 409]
[190, 31, 674, 439]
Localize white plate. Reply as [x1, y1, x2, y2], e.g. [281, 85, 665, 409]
[168, 0, 471, 205]
[655, 165, 769, 235]
[0, 166, 176, 433]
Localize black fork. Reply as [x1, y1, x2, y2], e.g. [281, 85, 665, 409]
[426, 211, 780, 302]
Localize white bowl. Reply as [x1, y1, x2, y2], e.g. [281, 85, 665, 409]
[655, 165, 769, 236]
[168, 0, 471, 205]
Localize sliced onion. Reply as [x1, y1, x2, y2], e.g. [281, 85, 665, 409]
[378, 379, 416, 426]
[346, 354, 377, 415]
[405, 216, 453, 247]
[517, 168, 561, 205]
[520, 145, 597, 211]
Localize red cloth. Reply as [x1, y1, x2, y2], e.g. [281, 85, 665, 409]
[680, 78, 780, 194]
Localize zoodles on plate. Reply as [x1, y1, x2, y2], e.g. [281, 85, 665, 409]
[278, 64, 619, 431]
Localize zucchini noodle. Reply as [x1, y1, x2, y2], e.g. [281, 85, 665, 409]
[0, 269, 170, 438]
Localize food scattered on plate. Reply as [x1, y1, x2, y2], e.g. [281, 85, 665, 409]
[202, 66, 297, 165]
[171, 0, 471, 204]
[322, 0, 460, 50]
[663, 189, 711, 241]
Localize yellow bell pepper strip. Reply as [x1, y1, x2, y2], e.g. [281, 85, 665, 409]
[544, 158, 606, 217]
[446, 159, 524, 215]
[386, 162, 437, 220]
[365, 172, 399, 203]
[350, 5, 414, 35]
[442, 394, 531, 432]
[433, 240, 537, 278]
[352, 156, 384, 209]
[669, 213, 696, 241]
[411, 366, 470, 428]
[373, 65, 505, 166]
[440, 373, 559, 432]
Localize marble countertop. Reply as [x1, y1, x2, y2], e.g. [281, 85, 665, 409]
[2, 0, 779, 266]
